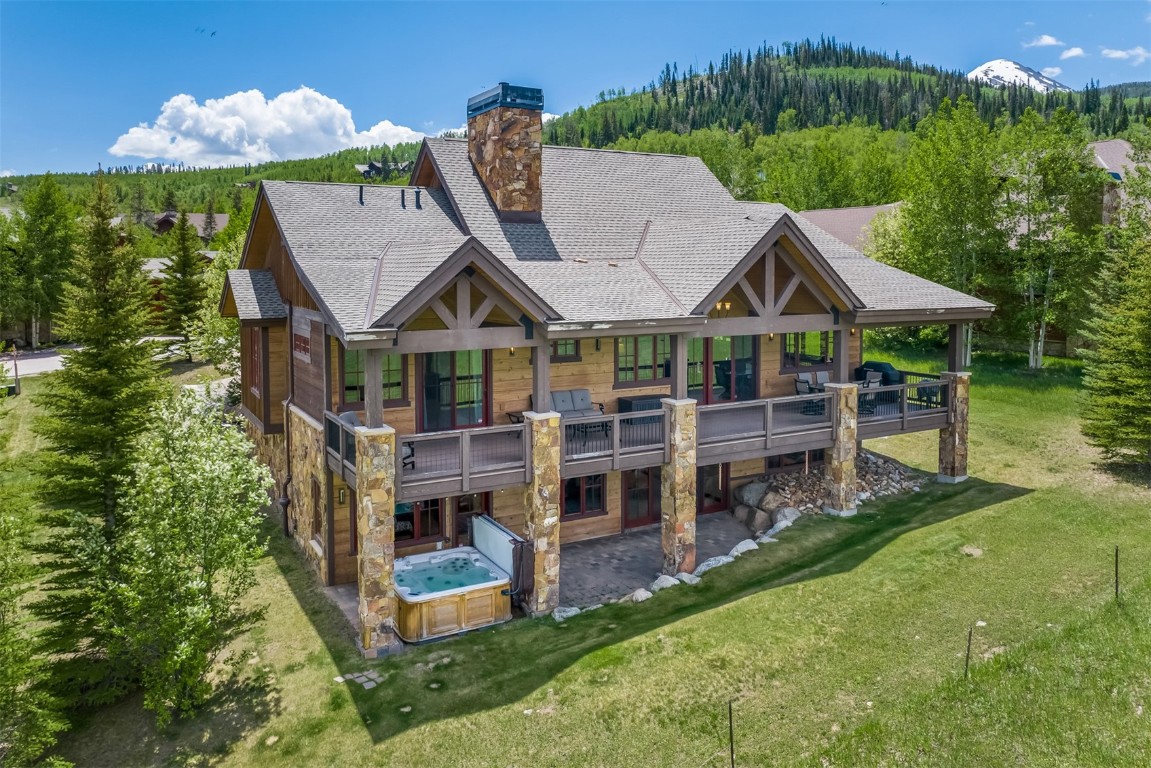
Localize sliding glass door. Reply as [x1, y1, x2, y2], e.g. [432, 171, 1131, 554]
[687, 336, 757, 404]
[421, 350, 489, 432]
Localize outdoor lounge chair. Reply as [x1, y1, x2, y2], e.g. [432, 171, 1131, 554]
[339, 410, 415, 470]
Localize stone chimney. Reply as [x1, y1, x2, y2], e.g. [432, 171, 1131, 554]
[466, 83, 543, 223]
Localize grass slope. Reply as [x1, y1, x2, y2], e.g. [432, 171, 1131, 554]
[47, 349, 1151, 767]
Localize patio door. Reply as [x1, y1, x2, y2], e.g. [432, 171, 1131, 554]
[697, 463, 730, 515]
[420, 350, 490, 432]
[622, 467, 661, 529]
[687, 336, 757, 405]
[453, 492, 492, 547]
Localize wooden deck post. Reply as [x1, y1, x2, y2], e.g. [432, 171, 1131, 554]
[364, 348, 385, 428]
[822, 382, 858, 516]
[938, 372, 970, 484]
[833, 328, 851, 382]
[669, 334, 688, 400]
[523, 410, 562, 615]
[353, 424, 402, 656]
[532, 346, 551, 411]
[660, 398, 697, 575]
[947, 323, 967, 373]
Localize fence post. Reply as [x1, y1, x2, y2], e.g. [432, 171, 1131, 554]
[900, 385, 908, 431]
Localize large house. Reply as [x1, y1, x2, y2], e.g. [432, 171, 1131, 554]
[222, 83, 992, 655]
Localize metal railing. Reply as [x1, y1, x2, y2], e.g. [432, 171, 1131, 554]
[399, 423, 528, 493]
[561, 411, 669, 468]
[857, 379, 949, 427]
[697, 392, 834, 451]
[324, 412, 358, 480]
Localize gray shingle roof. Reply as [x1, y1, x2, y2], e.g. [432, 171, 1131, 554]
[227, 269, 286, 321]
[261, 181, 466, 331]
[798, 203, 900, 250]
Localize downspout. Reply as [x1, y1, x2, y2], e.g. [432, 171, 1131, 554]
[278, 301, 295, 537]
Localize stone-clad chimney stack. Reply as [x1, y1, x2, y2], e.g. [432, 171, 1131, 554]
[466, 83, 543, 223]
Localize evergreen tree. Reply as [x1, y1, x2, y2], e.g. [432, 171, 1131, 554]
[0, 214, 20, 333]
[17, 174, 75, 349]
[32, 177, 165, 705]
[105, 392, 270, 725]
[161, 187, 177, 213]
[231, 186, 243, 213]
[160, 210, 207, 340]
[130, 180, 148, 225]
[187, 230, 242, 378]
[203, 194, 217, 241]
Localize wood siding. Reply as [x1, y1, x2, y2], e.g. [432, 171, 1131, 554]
[292, 317, 327, 420]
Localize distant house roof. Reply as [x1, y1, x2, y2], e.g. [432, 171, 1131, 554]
[1090, 139, 1139, 180]
[143, 250, 215, 281]
[223, 269, 287, 321]
[241, 139, 991, 336]
[154, 211, 231, 239]
[797, 203, 901, 251]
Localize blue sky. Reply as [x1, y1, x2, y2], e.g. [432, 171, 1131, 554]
[2, 1, 1149, 175]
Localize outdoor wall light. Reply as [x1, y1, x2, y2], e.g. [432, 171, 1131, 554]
[768, 332, 775, 341]
[850, 328, 857, 335]
[509, 347, 516, 357]
[338, 488, 347, 504]
[594, 338, 601, 351]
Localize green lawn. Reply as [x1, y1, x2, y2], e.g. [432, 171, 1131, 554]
[44, 350, 1151, 767]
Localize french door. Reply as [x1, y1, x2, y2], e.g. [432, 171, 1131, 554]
[420, 350, 490, 432]
[687, 336, 757, 405]
[622, 467, 661, 528]
[697, 463, 730, 515]
[453, 492, 492, 547]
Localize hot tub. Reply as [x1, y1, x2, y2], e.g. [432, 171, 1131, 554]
[394, 546, 512, 643]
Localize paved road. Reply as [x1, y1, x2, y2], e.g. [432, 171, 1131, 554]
[2, 346, 70, 378]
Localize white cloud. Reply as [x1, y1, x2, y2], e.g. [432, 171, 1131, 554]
[1101, 46, 1150, 65]
[1023, 20, 1035, 26]
[1023, 34, 1064, 47]
[109, 86, 428, 166]
[1060, 47, 1086, 60]
[1041, 67, 1063, 77]
[0, 169, 14, 178]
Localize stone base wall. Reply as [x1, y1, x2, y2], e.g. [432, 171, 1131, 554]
[355, 426, 401, 655]
[822, 383, 859, 516]
[938, 372, 970, 483]
[524, 411, 562, 616]
[661, 399, 697, 575]
[286, 407, 328, 579]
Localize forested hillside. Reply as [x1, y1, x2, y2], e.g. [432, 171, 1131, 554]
[546, 38, 1146, 147]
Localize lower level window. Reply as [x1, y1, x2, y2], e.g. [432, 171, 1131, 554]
[395, 499, 444, 544]
[562, 474, 606, 519]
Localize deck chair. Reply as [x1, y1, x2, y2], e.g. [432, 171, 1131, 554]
[814, 370, 831, 390]
[339, 410, 414, 470]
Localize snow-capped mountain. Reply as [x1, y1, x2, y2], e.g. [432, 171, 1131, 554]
[967, 59, 1072, 94]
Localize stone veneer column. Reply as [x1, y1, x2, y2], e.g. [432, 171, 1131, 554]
[523, 411, 562, 616]
[822, 383, 859, 516]
[938, 372, 971, 484]
[354, 425, 402, 656]
[660, 398, 697, 575]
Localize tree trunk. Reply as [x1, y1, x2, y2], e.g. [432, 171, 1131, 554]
[30, 314, 39, 352]
[963, 323, 974, 368]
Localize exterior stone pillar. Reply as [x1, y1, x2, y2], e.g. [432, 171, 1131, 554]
[523, 411, 562, 615]
[354, 425, 402, 656]
[823, 383, 859, 516]
[938, 372, 970, 484]
[660, 398, 697, 575]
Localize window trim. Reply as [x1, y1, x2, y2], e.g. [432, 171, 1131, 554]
[613, 334, 672, 390]
[338, 347, 410, 411]
[688, 335, 759, 405]
[247, 326, 263, 399]
[395, 499, 447, 547]
[417, 349, 493, 432]
[778, 331, 835, 374]
[550, 338, 581, 363]
[561, 474, 609, 521]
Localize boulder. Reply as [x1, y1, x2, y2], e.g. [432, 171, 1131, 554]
[552, 606, 581, 623]
[751, 509, 773, 534]
[732, 504, 755, 527]
[631, 588, 653, 603]
[650, 574, 680, 592]
[758, 491, 788, 512]
[729, 539, 758, 558]
[693, 555, 734, 577]
[772, 506, 801, 527]
[675, 572, 701, 585]
[735, 481, 770, 508]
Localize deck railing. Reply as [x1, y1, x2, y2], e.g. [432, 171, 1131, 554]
[697, 392, 834, 463]
[560, 411, 669, 474]
[398, 423, 529, 499]
[324, 412, 358, 482]
[856, 375, 950, 436]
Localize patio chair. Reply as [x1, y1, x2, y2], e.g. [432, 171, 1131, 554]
[338, 410, 414, 470]
[814, 370, 831, 390]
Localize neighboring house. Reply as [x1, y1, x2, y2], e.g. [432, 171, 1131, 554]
[144, 250, 216, 312]
[154, 211, 230, 242]
[1091, 138, 1146, 223]
[222, 83, 991, 655]
[355, 160, 415, 179]
[798, 203, 900, 252]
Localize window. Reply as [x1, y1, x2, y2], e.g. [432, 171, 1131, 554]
[341, 349, 407, 408]
[395, 499, 444, 545]
[453, 492, 492, 547]
[562, 474, 606, 519]
[247, 327, 262, 397]
[687, 336, 757, 404]
[311, 478, 323, 544]
[622, 467, 660, 528]
[781, 331, 834, 372]
[550, 339, 581, 363]
[615, 335, 671, 386]
[293, 332, 311, 361]
[421, 350, 489, 431]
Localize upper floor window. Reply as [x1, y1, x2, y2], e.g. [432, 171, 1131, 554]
[615, 335, 671, 386]
[780, 331, 834, 372]
[247, 327, 262, 397]
[550, 339, 581, 363]
[341, 349, 407, 408]
[293, 332, 311, 361]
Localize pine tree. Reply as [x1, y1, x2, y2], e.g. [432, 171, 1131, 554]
[203, 194, 217, 241]
[231, 186, 243, 213]
[161, 187, 177, 213]
[32, 177, 165, 705]
[161, 210, 207, 340]
[17, 174, 75, 350]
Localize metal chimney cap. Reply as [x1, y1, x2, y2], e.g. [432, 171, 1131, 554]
[467, 82, 544, 118]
